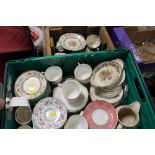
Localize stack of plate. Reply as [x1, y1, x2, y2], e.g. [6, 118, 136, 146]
[90, 59, 126, 106]
[14, 70, 50, 103]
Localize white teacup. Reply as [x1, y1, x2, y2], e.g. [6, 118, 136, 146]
[86, 34, 101, 49]
[15, 106, 32, 125]
[64, 112, 88, 129]
[60, 79, 82, 103]
[18, 125, 32, 129]
[45, 66, 63, 84]
[56, 40, 64, 52]
[116, 101, 140, 129]
[74, 64, 92, 84]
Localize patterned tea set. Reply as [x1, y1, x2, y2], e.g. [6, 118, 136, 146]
[8, 58, 141, 129]
[54, 33, 102, 55]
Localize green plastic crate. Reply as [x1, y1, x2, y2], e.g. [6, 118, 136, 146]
[1, 49, 155, 129]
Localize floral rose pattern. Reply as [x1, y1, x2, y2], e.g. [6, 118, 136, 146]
[99, 69, 113, 81]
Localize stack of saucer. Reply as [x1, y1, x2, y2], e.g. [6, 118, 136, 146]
[14, 70, 51, 104]
[90, 59, 126, 106]
[14, 70, 48, 101]
[32, 97, 67, 129]
[53, 78, 88, 113]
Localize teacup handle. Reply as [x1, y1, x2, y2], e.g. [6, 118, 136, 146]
[41, 72, 45, 75]
[116, 123, 123, 129]
[130, 101, 141, 114]
[5, 97, 11, 109]
[80, 111, 83, 116]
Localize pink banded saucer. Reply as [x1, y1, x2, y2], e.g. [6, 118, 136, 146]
[83, 100, 118, 129]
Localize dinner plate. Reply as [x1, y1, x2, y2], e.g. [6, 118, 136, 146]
[14, 70, 47, 101]
[53, 82, 88, 113]
[83, 100, 118, 129]
[32, 97, 67, 129]
[59, 33, 86, 51]
[90, 60, 123, 88]
[90, 86, 123, 107]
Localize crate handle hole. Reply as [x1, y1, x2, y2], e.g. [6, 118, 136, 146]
[134, 78, 146, 103]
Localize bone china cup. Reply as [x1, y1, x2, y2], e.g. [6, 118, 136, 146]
[74, 64, 92, 84]
[45, 66, 63, 84]
[64, 113, 88, 129]
[15, 106, 32, 125]
[60, 79, 82, 103]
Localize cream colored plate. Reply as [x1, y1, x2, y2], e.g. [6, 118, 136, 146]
[59, 33, 86, 51]
[90, 60, 123, 88]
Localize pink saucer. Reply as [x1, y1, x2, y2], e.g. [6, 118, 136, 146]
[83, 100, 118, 129]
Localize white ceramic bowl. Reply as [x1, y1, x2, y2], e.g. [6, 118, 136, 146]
[45, 66, 63, 84]
[74, 64, 92, 84]
[64, 114, 88, 129]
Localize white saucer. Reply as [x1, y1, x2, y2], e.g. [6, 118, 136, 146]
[90, 86, 123, 107]
[96, 87, 122, 99]
[53, 83, 88, 113]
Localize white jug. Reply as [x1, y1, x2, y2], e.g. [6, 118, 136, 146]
[116, 101, 140, 129]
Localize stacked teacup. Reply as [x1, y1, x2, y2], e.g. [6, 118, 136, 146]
[90, 59, 126, 107]
[53, 78, 89, 113]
